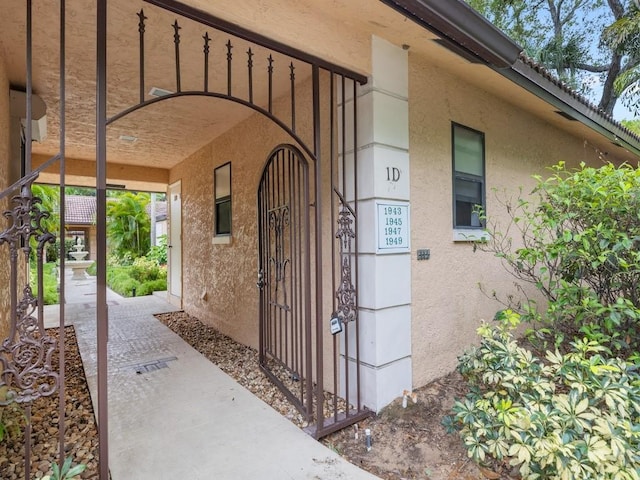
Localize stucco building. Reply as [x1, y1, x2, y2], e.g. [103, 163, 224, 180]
[1, 0, 639, 442]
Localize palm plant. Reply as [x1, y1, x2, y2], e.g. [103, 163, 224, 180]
[106, 192, 151, 260]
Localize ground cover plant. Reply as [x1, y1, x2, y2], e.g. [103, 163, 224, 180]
[446, 162, 640, 479]
[87, 255, 166, 297]
[30, 261, 59, 305]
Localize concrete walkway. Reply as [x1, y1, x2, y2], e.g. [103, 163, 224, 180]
[45, 269, 379, 480]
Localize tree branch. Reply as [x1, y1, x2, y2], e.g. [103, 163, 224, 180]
[574, 62, 612, 72]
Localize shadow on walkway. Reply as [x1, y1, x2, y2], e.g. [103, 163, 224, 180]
[43, 269, 379, 479]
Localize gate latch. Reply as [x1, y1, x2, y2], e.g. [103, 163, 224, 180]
[256, 270, 264, 290]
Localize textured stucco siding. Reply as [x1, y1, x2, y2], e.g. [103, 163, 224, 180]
[169, 72, 343, 393]
[168, 37, 631, 396]
[170, 106, 306, 349]
[408, 53, 613, 388]
[0, 48, 10, 340]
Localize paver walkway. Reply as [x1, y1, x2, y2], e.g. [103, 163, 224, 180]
[46, 269, 379, 479]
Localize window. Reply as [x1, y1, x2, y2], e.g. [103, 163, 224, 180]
[452, 123, 485, 229]
[214, 163, 231, 236]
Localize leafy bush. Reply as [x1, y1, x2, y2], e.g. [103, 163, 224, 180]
[479, 162, 640, 356]
[449, 162, 640, 478]
[146, 234, 167, 266]
[86, 261, 97, 276]
[104, 262, 166, 297]
[136, 279, 167, 296]
[0, 396, 26, 444]
[45, 238, 71, 263]
[108, 252, 135, 267]
[29, 261, 59, 305]
[130, 257, 162, 283]
[109, 273, 139, 297]
[444, 313, 640, 480]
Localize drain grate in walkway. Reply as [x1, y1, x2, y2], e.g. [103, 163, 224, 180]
[131, 356, 178, 374]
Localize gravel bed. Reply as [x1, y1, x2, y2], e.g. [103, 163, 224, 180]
[0, 327, 100, 479]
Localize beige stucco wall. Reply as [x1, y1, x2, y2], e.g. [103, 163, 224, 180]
[0, 46, 10, 340]
[168, 33, 634, 398]
[408, 53, 613, 388]
[169, 72, 342, 393]
[170, 102, 298, 349]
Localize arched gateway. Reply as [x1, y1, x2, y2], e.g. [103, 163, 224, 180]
[0, 1, 369, 477]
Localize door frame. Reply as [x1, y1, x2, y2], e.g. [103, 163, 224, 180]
[168, 180, 183, 307]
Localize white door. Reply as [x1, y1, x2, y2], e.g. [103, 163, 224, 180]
[168, 181, 182, 306]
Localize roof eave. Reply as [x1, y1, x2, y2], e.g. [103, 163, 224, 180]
[379, 0, 521, 68]
[508, 60, 640, 158]
[379, 0, 640, 159]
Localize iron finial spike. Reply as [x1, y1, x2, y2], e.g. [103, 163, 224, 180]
[290, 62, 296, 132]
[268, 55, 274, 113]
[247, 48, 254, 103]
[203, 32, 211, 92]
[173, 20, 182, 92]
[226, 39, 233, 96]
[137, 9, 147, 32]
[138, 9, 147, 103]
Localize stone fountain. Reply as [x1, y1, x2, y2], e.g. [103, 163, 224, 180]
[67, 237, 92, 280]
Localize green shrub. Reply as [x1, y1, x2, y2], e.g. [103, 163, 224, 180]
[444, 313, 640, 480]
[86, 261, 97, 276]
[0, 397, 26, 444]
[130, 257, 162, 283]
[147, 234, 167, 266]
[479, 162, 640, 356]
[29, 262, 59, 305]
[451, 163, 640, 479]
[136, 279, 167, 296]
[104, 263, 165, 297]
[38, 238, 74, 262]
[109, 251, 135, 266]
[108, 271, 139, 297]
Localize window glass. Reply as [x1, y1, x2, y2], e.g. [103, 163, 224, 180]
[453, 127, 483, 176]
[453, 124, 485, 228]
[214, 163, 231, 236]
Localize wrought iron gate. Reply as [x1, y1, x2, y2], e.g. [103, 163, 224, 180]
[1, 1, 371, 477]
[258, 145, 313, 418]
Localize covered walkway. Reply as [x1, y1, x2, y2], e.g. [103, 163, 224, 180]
[44, 270, 378, 479]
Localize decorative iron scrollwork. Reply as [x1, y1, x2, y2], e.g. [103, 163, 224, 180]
[335, 257, 357, 324]
[335, 206, 355, 249]
[0, 181, 59, 405]
[334, 203, 357, 323]
[0, 183, 56, 252]
[0, 285, 58, 404]
[269, 206, 290, 285]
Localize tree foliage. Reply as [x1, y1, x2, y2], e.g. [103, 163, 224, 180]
[106, 192, 151, 260]
[622, 118, 640, 134]
[466, 0, 640, 116]
[602, 2, 640, 115]
[32, 184, 60, 237]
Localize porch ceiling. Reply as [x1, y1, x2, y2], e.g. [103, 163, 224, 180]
[2, 0, 635, 192]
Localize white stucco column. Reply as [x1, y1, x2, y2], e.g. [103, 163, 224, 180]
[340, 36, 411, 411]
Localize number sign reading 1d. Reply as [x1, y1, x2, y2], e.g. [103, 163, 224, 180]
[376, 202, 410, 253]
